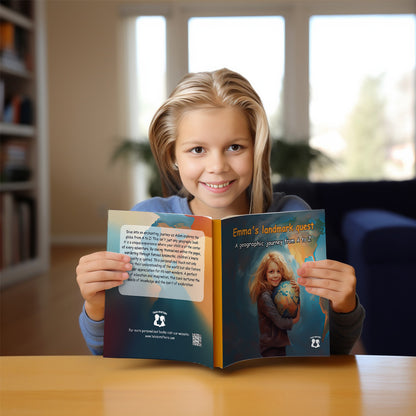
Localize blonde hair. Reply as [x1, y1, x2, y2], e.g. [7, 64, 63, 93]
[249, 251, 294, 302]
[148, 68, 272, 213]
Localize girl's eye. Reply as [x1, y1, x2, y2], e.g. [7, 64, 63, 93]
[190, 146, 204, 154]
[229, 144, 242, 152]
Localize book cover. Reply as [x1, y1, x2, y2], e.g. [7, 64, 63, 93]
[104, 210, 214, 367]
[104, 209, 329, 367]
[218, 209, 329, 367]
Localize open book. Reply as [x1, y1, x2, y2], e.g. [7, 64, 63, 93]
[104, 209, 329, 367]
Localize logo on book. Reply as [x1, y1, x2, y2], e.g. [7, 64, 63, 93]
[310, 336, 321, 349]
[153, 310, 167, 328]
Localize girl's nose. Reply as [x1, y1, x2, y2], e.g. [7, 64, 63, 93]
[206, 151, 229, 173]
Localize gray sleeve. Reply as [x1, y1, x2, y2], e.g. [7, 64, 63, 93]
[79, 303, 104, 355]
[330, 295, 366, 354]
[268, 193, 311, 213]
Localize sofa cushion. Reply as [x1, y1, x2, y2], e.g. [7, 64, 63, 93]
[342, 209, 416, 263]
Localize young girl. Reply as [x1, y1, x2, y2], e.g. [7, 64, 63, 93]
[249, 251, 301, 357]
[76, 68, 365, 355]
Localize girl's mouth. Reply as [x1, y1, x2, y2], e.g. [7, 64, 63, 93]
[205, 181, 232, 189]
[202, 180, 235, 192]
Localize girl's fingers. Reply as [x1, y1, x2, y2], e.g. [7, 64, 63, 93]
[78, 259, 132, 274]
[298, 259, 338, 272]
[77, 271, 129, 299]
[76, 251, 132, 301]
[76, 256, 132, 277]
[297, 260, 357, 313]
[297, 273, 355, 296]
[82, 279, 126, 299]
[298, 276, 341, 291]
[79, 272, 129, 300]
[78, 251, 131, 268]
[79, 251, 130, 262]
[76, 252, 131, 319]
[297, 260, 355, 282]
[79, 270, 130, 283]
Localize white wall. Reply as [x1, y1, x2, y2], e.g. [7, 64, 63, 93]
[47, 0, 133, 244]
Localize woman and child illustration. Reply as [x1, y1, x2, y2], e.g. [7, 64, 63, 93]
[76, 68, 365, 355]
[249, 251, 301, 357]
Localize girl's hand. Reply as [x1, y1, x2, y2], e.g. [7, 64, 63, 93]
[297, 260, 357, 314]
[293, 304, 301, 324]
[76, 251, 131, 321]
[290, 280, 300, 297]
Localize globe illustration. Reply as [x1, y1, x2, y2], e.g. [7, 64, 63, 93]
[272, 280, 300, 318]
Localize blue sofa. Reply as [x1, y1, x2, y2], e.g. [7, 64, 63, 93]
[274, 179, 416, 356]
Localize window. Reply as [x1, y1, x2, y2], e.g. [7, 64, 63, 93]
[122, 1, 415, 193]
[188, 16, 285, 136]
[310, 15, 415, 180]
[134, 16, 166, 138]
[121, 15, 166, 202]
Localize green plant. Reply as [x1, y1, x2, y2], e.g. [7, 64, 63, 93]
[111, 139, 162, 196]
[270, 138, 333, 180]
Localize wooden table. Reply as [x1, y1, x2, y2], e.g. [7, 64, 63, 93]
[1, 355, 415, 415]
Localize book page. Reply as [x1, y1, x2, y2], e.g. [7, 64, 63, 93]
[119, 224, 205, 302]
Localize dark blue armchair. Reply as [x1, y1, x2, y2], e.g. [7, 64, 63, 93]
[342, 209, 416, 356]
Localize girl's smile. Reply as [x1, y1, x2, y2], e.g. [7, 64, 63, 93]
[175, 107, 254, 219]
[201, 180, 234, 191]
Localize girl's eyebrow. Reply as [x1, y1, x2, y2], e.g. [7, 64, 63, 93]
[175, 140, 204, 150]
[178, 136, 252, 146]
[176, 139, 205, 146]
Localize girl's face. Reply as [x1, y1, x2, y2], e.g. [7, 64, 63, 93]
[175, 107, 254, 219]
[266, 261, 283, 287]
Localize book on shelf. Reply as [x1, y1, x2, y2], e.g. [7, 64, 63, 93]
[0, 21, 30, 73]
[104, 208, 329, 368]
[0, 138, 31, 182]
[0, 21, 15, 51]
[2, 94, 33, 125]
[0, 79, 4, 120]
[0, 192, 36, 270]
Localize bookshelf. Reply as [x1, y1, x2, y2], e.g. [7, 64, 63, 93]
[0, 0, 49, 288]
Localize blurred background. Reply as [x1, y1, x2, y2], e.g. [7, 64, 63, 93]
[0, 0, 415, 356]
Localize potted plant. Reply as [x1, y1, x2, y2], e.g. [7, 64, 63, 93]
[111, 139, 162, 197]
[270, 138, 333, 181]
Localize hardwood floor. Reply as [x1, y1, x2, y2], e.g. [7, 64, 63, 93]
[0, 245, 104, 356]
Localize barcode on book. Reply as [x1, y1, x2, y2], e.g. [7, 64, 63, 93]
[192, 333, 202, 347]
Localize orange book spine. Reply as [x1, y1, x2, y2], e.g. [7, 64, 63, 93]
[213, 219, 223, 368]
